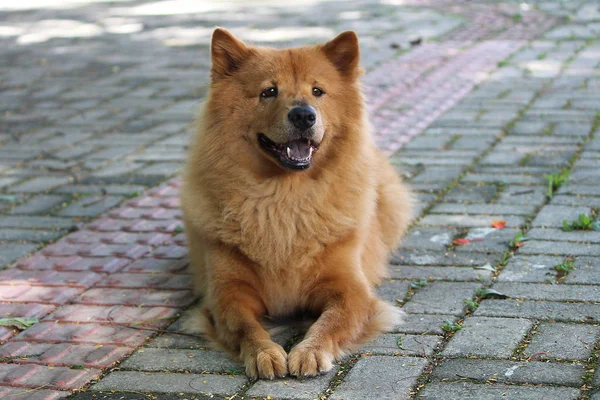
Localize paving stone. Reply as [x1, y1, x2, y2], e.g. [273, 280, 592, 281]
[445, 184, 498, 203]
[0, 342, 134, 368]
[9, 195, 68, 215]
[403, 282, 481, 315]
[527, 228, 600, 243]
[431, 358, 584, 387]
[532, 205, 592, 228]
[247, 368, 336, 399]
[120, 347, 242, 373]
[495, 185, 547, 206]
[73, 288, 194, 307]
[46, 305, 177, 326]
[476, 299, 600, 323]
[0, 216, 76, 229]
[430, 203, 536, 216]
[55, 195, 124, 217]
[70, 392, 203, 400]
[332, 356, 428, 400]
[0, 243, 39, 267]
[524, 322, 600, 361]
[393, 314, 459, 335]
[389, 265, 492, 282]
[392, 249, 503, 268]
[519, 240, 598, 256]
[0, 363, 101, 390]
[419, 382, 580, 400]
[91, 371, 247, 396]
[443, 317, 533, 358]
[399, 228, 456, 251]
[494, 282, 600, 302]
[376, 280, 410, 304]
[8, 176, 72, 193]
[0, 228, 65, 242]
[359, 333, 441, 356]
[419, 214, 524, 228]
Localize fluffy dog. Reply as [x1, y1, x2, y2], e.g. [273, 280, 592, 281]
[181, 28, 413, 379]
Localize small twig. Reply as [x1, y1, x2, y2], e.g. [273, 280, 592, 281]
[526, 351, 548, 361]
[511, 189, 535, 196]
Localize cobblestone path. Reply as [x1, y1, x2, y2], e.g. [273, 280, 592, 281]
[1, 0, 600, 399]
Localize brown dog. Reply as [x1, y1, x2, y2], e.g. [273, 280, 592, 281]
[180, 28, 413, 379]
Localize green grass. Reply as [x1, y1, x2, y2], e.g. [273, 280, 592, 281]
[562, 213, 599, 231]
[545, 170, 570, 198]
[442, 320, 463, 333]
[553, 258, 575, 281]
[463, 299, 479, 312]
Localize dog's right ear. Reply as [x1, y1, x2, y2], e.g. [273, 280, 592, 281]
[211, 28, 250, 79]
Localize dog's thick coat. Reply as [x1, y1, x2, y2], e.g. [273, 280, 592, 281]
[181, 28, 413, 379]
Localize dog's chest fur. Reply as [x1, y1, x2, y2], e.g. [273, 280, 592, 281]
[217, 175, 365, 272]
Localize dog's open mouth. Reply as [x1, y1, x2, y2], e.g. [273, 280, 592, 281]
[258, 134, 318, 170]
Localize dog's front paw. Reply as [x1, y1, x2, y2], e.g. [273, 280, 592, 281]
[242, 341, 288, 380]
[288, 342, 334, 377]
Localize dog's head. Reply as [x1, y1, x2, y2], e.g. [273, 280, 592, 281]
[206, 28, 363, 172]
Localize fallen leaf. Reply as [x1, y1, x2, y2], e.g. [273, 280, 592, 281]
[492, 220, 506, 229]
[474, 263, 496, 272]
[477, 288, 508, 299]
[0, 317, 39, 330]
[452, 238, 471, 246]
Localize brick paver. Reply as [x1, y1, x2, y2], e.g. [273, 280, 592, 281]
[1, 0, 600, 399]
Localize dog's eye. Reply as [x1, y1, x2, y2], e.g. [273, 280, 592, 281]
[260, 87, 278, 99]
[312, 87, 324, 97]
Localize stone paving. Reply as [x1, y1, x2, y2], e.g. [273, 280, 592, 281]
[1, 0, 600, 399]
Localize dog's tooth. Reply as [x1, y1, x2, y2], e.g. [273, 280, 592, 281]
[286, 147, 291, 158]
[308, 147, 313, 157]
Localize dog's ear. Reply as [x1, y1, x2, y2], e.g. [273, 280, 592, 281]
[211, 28, 251, 79]
[321, 31, 360, 77]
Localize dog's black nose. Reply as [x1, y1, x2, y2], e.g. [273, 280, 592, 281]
[288, 106, 316, 131]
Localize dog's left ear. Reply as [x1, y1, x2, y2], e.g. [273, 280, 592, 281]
[211, 28, 251, 79]
[321, 31, 360, 78]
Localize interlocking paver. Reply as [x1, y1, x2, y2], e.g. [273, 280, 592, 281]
[2, 0, 599, 398]
[333, 356, 428, 400]
[443, 317, 533, 358]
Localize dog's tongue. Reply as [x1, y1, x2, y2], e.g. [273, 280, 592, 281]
[287, 140, 312, 159]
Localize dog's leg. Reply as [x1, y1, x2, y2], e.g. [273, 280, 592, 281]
[206, 244, 288, 379]
[288, 242, 403, 377]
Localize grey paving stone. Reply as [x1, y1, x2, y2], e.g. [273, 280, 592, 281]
[91, 371, 247, 396]
[418, 382, 580, 400]
[498, 255, 567, 283]
[565, 257, 600, 284]
[0, 216, 76, 229]
[393, 314, 459, 335]
[55, 195, 124, 217]
[9, 195, 67, 215]
[494, 185, 547, 206]
[454, 228, 520, 254]
[377, 280, 410, 304]
[519, 240, 598, 256]
[559, 184, 600, 196]
[445, 184, 498, 203]
[0, 243, 39, 267]
[527, 228, 600, 243]
[430, 203, 536, 216]
[359, 333, 441, 356]
[392, 249, 503, 267]
[461, 173, 542, 185]
[532, 205, 592, 228]
[332, 356, 427, 400]
[246, 368, 337, 399]
[524, 323, 600, 361]
[403, 282, 481, 316]
[400, 228, 455, 251]
[494, 282, 600, 302]
[431, 358, 584, 387]
[54, 184, 146, 195]
[389, 265, 492, 282]
[551, 194, 600, 208]
[419, 214, 524, 228]
[120, 348, 243, 374]
[475, 299, 600, 323]
[7, 176, 72, 193]
[442, 317, 532, 358]
[0, 229, 64, 242]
